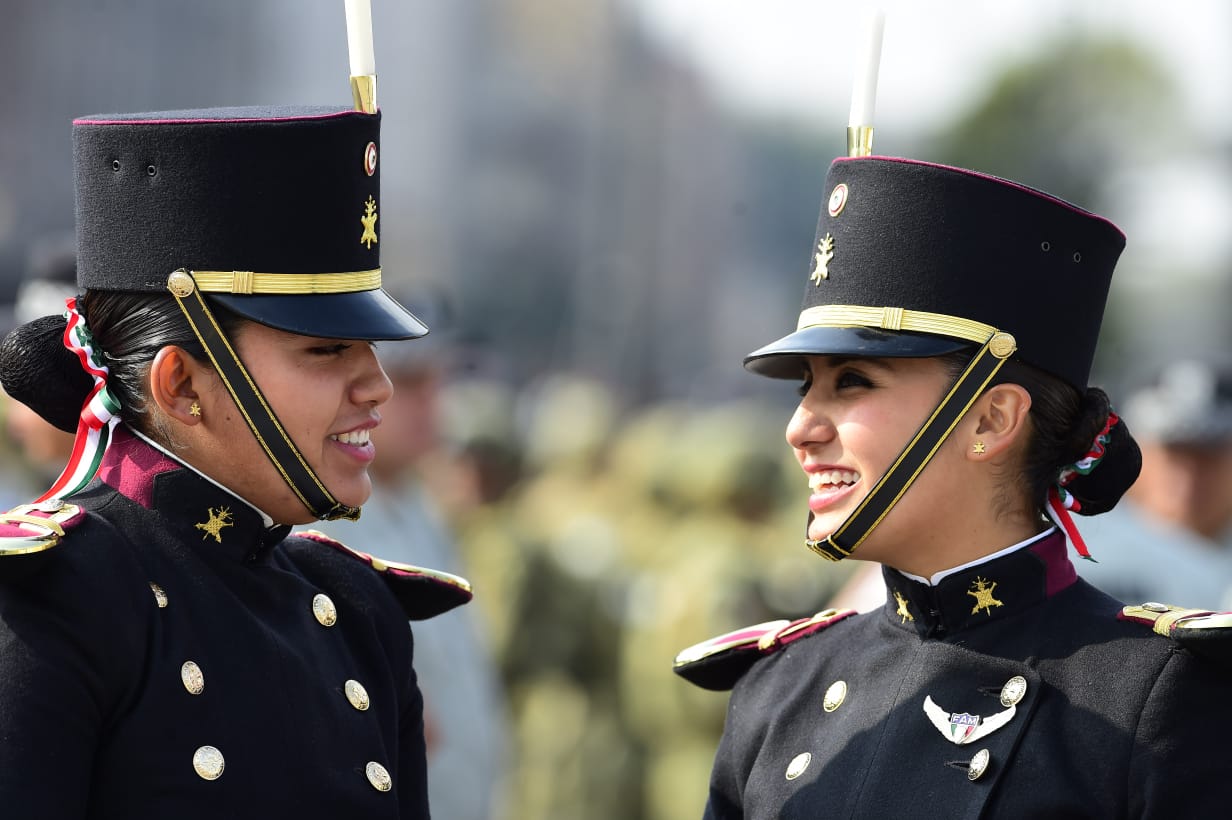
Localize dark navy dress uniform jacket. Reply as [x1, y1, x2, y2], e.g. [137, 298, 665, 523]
[693, 531, 1231, 819]
[0, 429, 442, 818]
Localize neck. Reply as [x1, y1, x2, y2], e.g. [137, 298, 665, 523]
[877, 512, 1045, 579]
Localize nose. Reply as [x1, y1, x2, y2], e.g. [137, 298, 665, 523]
[353, 345, 394, 407]
[785, 398, 836, 451]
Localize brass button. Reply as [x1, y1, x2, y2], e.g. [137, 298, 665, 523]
[822, 680, 847, 713]
[167, 270, 196, 297]
[785, 752, 811, 781]
[988, 332, 1017, 359]
[150, 582, 169, 608]
[193, 745, 225, 780]
[181, 661, 205, 695]
[968, 748, 991, 781]
[1142, 602, 1170, 613]
[345, 679, 370, 711]
[365, 761, 392, 792]
[1000, 675, 1027, 707]
[312, 593, 338, 627]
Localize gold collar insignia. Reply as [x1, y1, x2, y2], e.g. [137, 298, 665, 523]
[195, 506, 234, 543]
[967, 576, 1003, 615]
[894, 590, 914, 623]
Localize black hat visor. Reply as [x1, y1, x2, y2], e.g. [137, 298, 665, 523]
[210, 288, 428, 341]
[744, 326, 971, 380]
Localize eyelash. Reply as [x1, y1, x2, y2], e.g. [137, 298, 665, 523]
[797, 369, 873, 397]
[310, 343, 352, 356]
[835, 370, 872, 389]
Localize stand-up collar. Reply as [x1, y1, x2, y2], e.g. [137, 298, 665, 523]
[881, 530, 1077, 638]
[97, 426, 291, 562]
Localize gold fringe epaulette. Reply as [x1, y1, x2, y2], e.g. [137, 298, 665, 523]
[298, 529, 472, 621]
[1120, 602, 1232, 672]
[674, 608, 858, 691]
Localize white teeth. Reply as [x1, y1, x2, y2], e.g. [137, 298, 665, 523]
[331, 429, 371, 446]
[809, 470, 859, 490]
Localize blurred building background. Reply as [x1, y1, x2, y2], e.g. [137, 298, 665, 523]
[4, 1, 1232, 818]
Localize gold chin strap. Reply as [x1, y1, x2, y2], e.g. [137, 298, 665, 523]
[166, 269, 361, 522]
[805, 329, 1017, 561]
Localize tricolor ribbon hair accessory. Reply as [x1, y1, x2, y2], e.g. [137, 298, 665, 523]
[36, 297, 122, 502]
[1046, 411, 1120, 561]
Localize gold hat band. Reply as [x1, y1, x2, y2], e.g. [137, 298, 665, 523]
[188, 269, 382, 295]
[797, 304, 998, 346]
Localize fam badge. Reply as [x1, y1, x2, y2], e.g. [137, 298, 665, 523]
[923, 695, 1016, 745]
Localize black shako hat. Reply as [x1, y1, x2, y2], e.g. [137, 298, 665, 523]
[73, 106, 426, 340]
[745, 156, 1126, 390]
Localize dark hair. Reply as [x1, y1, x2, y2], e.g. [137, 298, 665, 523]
[940, 351, 1140, 519]
[0, 290, 243, 439]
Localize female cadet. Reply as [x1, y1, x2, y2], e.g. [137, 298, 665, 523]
[673, 156, 1232, 818]
[0, 105, 469, 817]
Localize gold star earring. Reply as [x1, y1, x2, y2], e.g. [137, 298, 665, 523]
[972, 441, 986, 455]
[190, 402, 202, 418]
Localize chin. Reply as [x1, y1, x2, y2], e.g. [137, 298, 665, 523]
[329, 476, 373, 510]
[807, 516, 841, 544]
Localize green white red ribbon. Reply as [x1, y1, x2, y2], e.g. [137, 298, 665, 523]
[36, 297, 121, 502]
[1046, 411, 1119, 562]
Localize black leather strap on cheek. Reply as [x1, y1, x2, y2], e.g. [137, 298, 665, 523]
[805, 332, 1016, 562]
[166, 270, 360, 522]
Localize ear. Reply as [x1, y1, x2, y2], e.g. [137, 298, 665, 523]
[966, 383, 1032, 461]
[148, 346, 205, 426]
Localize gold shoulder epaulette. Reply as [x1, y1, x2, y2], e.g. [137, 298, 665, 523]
[1120, 602, 1232, 671]
[298, 529, 473, 620]
[0, 500, 86, 557]
[0, 500, 87, 581]
[673, 608, 858, 691]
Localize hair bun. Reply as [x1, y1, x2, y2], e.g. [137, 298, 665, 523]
[0, 315, 93, 433]
[1063, 411, 1142, 516]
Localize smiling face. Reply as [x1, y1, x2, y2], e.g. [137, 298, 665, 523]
[192, 322, 393, 524]
[786, 354, 980, 570]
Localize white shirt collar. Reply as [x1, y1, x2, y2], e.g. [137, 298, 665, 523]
[895, 527, 1058, 587]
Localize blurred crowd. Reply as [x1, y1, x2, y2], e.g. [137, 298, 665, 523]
[407, 368, 861, 819]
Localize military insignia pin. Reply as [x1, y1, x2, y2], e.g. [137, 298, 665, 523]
[828, 183, 848, 217]
[810, 233, 835, 285]
[363, 141, 378, 176]
[967, 576, 1004, 615]
[923, 695, 1016, 745]
[894, 590, 914, 624]
[360, 195, 379, 248]
[195, 507, 234, 543]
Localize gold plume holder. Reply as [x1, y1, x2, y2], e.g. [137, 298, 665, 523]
[350, 74, 377, 113]
[847, 125, 874, 158]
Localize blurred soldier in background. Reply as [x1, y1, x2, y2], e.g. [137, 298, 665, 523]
[309, 288, 509, 820]
[474, 374, 642, 820]
[442, 379, 850, 819]
[1076, 359, 1232, 608]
